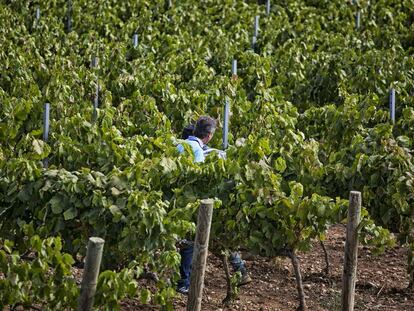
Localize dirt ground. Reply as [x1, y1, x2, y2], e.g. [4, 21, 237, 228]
[122, 224, 414, 310]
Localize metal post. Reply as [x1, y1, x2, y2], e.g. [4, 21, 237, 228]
[222, 98, 230, 150]
[133, 34, 139, 48]
[187, 200, 214, 311]
[355, 11, 361, 30]
[252, 36, 257, 49]
[43, 103, 50, 168]
[91, 56, 98, 68]
[254, 15, 260, 37]
[77, 237, 105, 311]
[67, 0, 72, 32]
[35, 7, 40, 21]
[389, 88, 396, 123]
[231, 59, 237, 80]
[341, 191, 362, 311]
[266, 0, 271, 15]
[93, 83, 99, 121]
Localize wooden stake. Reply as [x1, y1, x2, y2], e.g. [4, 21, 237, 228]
[187, 199, 214, 311]
[77, 237, 105, 311]
[341, 191, 362, 311]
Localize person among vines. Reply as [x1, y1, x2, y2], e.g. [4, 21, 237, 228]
[176, 116, 251, 295]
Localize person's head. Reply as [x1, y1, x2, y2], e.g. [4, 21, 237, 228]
[194, 116, 216, 144]
[181, 124, 195, 139]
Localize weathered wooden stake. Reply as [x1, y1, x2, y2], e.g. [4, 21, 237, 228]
[42, 103, 50, 168]
[389, 88, 396, 123]
[222, 98, 230, 150]
[341, 191, 362, 311]
[77, 237, 105, 311]
[266, 0, 271, 15]
[133, 34, 139, 48]
[231, 59, 237, 80]
[187, 199, 214, 311]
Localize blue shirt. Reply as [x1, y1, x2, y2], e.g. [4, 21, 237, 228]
[177, 136, 205, 163]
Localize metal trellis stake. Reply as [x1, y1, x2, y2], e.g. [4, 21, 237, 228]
[93, 83, 99, 121]
[389, 88, 396, 123]
[231, 59, 237, 80]
[36, 7, 40, 21]
[133, 33, 139, 48]
[266, 0, 271, 15]
[91, 56, 98, 69]
[43, 103, 50, 168]
[222, 98, 230, 150]
[252, 36, 257, 49]
[355, 11, 361, 30]
[254, 15, 260, 37]
[67, 0, 72, 32]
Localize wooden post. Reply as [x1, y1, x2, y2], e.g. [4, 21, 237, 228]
[341, 191, 362, 311]
[77, 237, 105, 311]
[133, 34, 139, 48]
[187, 199, 214, 311]
[222, 98, 230, 150]
[389, 88, 396, 123]
[42, 103, 50, 168]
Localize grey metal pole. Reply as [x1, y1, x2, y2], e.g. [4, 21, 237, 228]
[355, 11, 361, 30]
[133, 34, 138, 48]
[91, 56, 98, 68]
[252, 36, 257, 49]
[389, 88, 396, 123]
[67, 0, 72, 32]
[36, 7, 40, 21]
[77, 237, 105, 311]
[43, 103, 50, 168]
[222, 98, 230, 150]
[254, 15, 260, 37]
[266, 0, 271, 15]
[93, 83, 99, 121]
[231, 59, 237, 79]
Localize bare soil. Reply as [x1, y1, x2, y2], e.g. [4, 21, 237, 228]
[122, 224, 414, 310]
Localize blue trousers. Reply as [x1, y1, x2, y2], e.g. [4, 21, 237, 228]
[177, 246, 246, 289]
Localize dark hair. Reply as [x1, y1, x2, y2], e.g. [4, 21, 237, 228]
[194, 116, 216, 139]
[181, 124, 195, 139]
